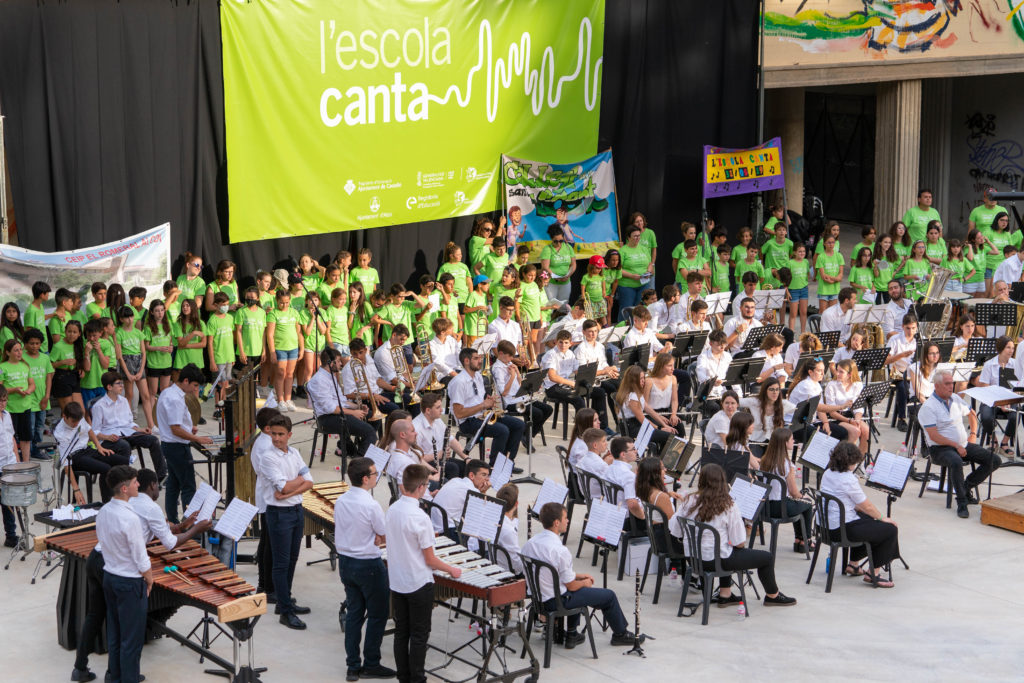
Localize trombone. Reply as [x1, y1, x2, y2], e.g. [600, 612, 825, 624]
[391, 344, 421, 405]
[350, 358, 383, 421]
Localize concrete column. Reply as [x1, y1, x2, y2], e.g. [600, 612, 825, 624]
[919, 78, 953, 235]
[767, 88, 805, 213]
[874, 80, 922, 230]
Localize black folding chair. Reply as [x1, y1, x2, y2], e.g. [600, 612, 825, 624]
[602, 480, 644, 582]
[805, 489, 876, 593]
[640, 503, 684, 605]
[678, 518, 750, 625]
[520, 556, 598, 668]
[751, 469, 810, 559]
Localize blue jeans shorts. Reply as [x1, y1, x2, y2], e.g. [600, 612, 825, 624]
[789, 286, 808, 301]
[275, 348, 299, 361]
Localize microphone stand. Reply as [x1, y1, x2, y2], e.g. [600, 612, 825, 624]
[328, 361, 353, 479]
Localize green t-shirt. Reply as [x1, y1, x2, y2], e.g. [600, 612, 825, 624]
[851, 242, 874, 262]
[902, 206, 941, 244]
[351, 301, 375, 346]
[925, 238, 947, 262]
[176, 275, 207, 304]
[23, 302, 46, 334]
[48, 313, 68, 341]
[349, 267, 380, 294]
[581, 273, 605, 304]
[814, 239, 840, 255]
[71, 310, 88, 328]
[519, 281, 542, 322]
[24, 352, 53, 409]
[710, 259, 731, 292]
[816, 251, 845, 296]
[85, 302, 108, 320]
[206, 281, 239, 307]
[893, 241, 912, 260]
[872, 259, 896, 291]
[439, 294, 461, 334]
[267, 307, 301, 351]
[479, 251, 509, 285]
[618, 244, 651, 288]
[318, 280, 345, 306]
[207, 313, 236, 364]
[50, 340, 77, 369]
[81, 338, 114, 390]
[132, 305, 147, 325]
[730, 243, 749, 266]
[378, 301, 416, 342]
[143, 325, 174, 369]
[259, 291, 276, 312]
[487, 283, 514, 320]
[326, 304, 350, 346]
[464, 291, 489, 336]
[287, 292, 306, 314]
[787, 257, 812, 290]
[302, 273, 322, 293]
[0, 361, 33, 413]
[966, 249, 987, 284]
[899, 258, 931, 298]
[969, 204, 1008, 233]
[0, 327, 17, 349]
[298, 309, 328, 353]
[761, 239, 793, 287]
[675, 255, 706, 286]
[539, 287, 552, 324]
[438, 262, 472, 303]
[638, 227, 658, 253]
[115, 326, 144, 356]
[941, 257, 970, 284]
[172, 321, 207, 369]
[985, 229, 1013, 271]
[164, 296, 181, 323]
[603, 268, 621, 292]
[849, 266, 874, 303]
[763, 216, 781, 236]
[540, 243, 574, 279]
[468, 235, 491, 268]
[734, 259, 765, 287]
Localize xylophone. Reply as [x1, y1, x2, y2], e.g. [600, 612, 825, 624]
[382, 535, 538, 683]
[43, 526, 267, 682]
[301, 480, 350, 569]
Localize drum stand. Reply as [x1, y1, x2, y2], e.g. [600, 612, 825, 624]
[3, 505, 33, 570]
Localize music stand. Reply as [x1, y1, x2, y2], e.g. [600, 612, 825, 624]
[700, 448, 750, 483]
[597, 324, 628, 346]
[704, 292, 731, 317]
[975, 303, 1017, 328]
[844, 303, 887, 327]
[659, 437, 696, 480]
[965, 337, 997, 364]
[863, 450, 912, 571]
[741, 324, 784, 353]
[457, 490, 507, 550]
[573, 362, 598, 399]
[914, 302, 946, 326]
[690, 377, 717, 417]
[817, 331, 841, 351]
[753, 289, 786, 316]
[851, 381, 891, 452]
[672, 331, 708, 359]
[999, 367, 1019, 389]
[725, 358, 765, 395]
[794, 351, 835, 380]
[617, 345, 637, 372]
[852, 347, 890, 379]
[789, 396, 820, 435]
[512, 370, 545, 486]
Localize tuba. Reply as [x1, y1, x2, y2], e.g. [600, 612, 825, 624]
[350, 358, 383, 421]
[920, 266, 954, 339]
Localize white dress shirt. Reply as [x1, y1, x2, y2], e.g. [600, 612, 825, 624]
[430, 477, 474, 531]
[622, 326, 663, 354]
[603, 460, 637, 504]
[386, 447, 419, 481]
[978, 355, 1013, 387]
[156, 383, 191, 444]
[577, 450, 608, 499]
[648, 300, 670, 331]
[334, 486, 386, 559]
[574, 340, 609, 371]
[787, 378, 822, 407]
[0, 412, 15, 469]
[128, 493, 178, 550]
[306, 367, 355, 415]
[447, 369, 486, 425]
[487, 316, 523, 347]
[412, 413, 447, 458]
[722, 315, 762, 353]
[568, 438, 588, 469]
[96, 498, 151, 578]
[491, 358, 521, 406]
[385, 495, 435, 593]
[820, 469, 865, 529]
[428, 336, 462, 376]
[669, 496, 745, 560]
[521, 529, 575, 601]
[993, 253, 1023, 285]
[373, 339, 399, 382]
[824, 380, 864, 416]
[882, 298, 912, 337]
[496, 517, 524, 574]
[696, 348, 732, 399]
[752, 349, 788, 381]
[256, 445, 312, 508]
[618, 391, 646, 421]
[342, 358, 384, 397]
[250, 432, 273, 514]
[704, 410, 731, 450]
[542, 348, 578, 390]
[918, 393, 970, 446]
[732, 292, 766, 320]
[91, 394, 139, 437]
[819, 304, 851, 341]
[678, 319, 712, 333]
[886, 333, 916, 374]
[906, 362, 935, 400]
[740, 396, 796, 443]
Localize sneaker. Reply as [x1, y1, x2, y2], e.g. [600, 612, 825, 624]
[610, 631, 644, 646]
[70, 668, 97, 682]
[279, 401, 292, 413]
[511, 466, 524, 474]
[4, 537, 17, 548]
[965, 490, 980, 505]
[896, 419, 908, 432]
[279, 613, 307, 630]
[957, 503, 970, 519]
[716, 593, 742, 608]
[346, 669, 360, 682]
[563, 631, 585, 649]
[359, 664, 397, 678]
[285, 400, 297, 411]
[763, 593, 797, 606]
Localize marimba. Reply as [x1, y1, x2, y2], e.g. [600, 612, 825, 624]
[301, 480, 350, 569]
[43, 526, 267, 682]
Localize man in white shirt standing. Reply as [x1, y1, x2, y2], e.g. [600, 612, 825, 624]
[386, 465, 462, 683]
[723, 298, 763, 357]
[429, 459, 491, 535]
[257, 414, 314, 629]
[95, 465, 152, 683]
[449, 348, 525, 469]
[307, 348, 377, 458]
[93, 371, 166, 482]
[919, 370, 1001, 519]
[521, 503, 637, 648]
[154, 364, 213, 523]
[334, 457, 395, 682]
[819, 287, 856, 343]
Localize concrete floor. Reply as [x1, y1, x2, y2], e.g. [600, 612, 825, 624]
[5, 391, 1024, 683]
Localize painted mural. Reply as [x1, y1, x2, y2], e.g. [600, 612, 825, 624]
[765, 1, 1024, 66]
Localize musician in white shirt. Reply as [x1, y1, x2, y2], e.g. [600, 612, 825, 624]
[521, 503, 636, 645]
[731, 275, 767, 322]
[992, 246, 1023, 286]
[342, 339, 400, 417]
[751, 333, 788, 384]
[605, 436, 643, 520]
[448, 348, 525, 466]
[674, 273, 705, 327]
[974, 335, 1017, 454]
[307, 348, 377, 457]
[92, 371, 166, 481]
[493, 484, 524, 575]
[412, 393, 468, 481]
[372, 325, 417, 411]
[487, 296, 524, 355]
[822, 360, 869, 453]
[882, 280, 912, 339]
[647, 284, 679, 334]
[819, 287, 856, 343]
[695, 330, 732, 402]
[723, 297, 763, 356]
[788, 358, 848, 441]
[884, 314, 918, 431]
[575, 319, 620, 392]
[429, 458, 491, 534]
[493, 341, 553, 445]
[333, 457, 394, 680]
[427, 317, 462, 380]
[677, 299, 712, 334]
[575, 428, 611, 499]
[622, 305, 668, 357]
[543, 329, 604, 425]
[385, 418, 425, 482]
[920, 370, 1002, 518]
[154, 364, 213, 523]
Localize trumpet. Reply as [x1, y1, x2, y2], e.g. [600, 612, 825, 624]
[350, 358, 383, 421]
[391, 344, 421, 405]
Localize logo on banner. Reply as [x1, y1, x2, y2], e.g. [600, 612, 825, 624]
[370, 197, 381, 213]
[344, 179, 356, 195]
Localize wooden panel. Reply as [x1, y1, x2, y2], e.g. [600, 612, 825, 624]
[980, 492, 1024, 534]
[217, 593, 268, 623]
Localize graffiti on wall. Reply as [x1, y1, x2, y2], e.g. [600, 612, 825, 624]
[765, 1, 1024, 65]
[964, 111, 1024, 191]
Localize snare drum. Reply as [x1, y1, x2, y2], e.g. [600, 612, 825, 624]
[941, 290, 971, 302]
[1, 473, 38, 507]
[2, 462, 41, 492]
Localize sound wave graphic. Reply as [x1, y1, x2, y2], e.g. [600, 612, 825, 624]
[426, 17, 602, 122]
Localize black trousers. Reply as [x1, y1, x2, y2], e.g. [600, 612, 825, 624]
[894, 378, 909, 420]
[74, 549, 105, 671]
[928, 443, 1001, 504]
[317, 413, 376, 458]
[715, 547, 778, 595]
[832, 512, 900, 567]
[625, 417, 671, 452]
[768, 499, 813, 541]
[392, 582, 434, 683]
[102, 432, 166, 480]
[255, 513, 275, 596]
[71, 448, 131, 502]
[102, 572, 147, 683]
[509, 401, 554, 438]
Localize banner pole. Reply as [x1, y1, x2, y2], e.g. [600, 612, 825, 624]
[0, 113, 7, 244]
[755, 0, 766, 237]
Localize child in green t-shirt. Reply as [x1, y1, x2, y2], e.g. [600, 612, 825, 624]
[51, 319, 85, 413]
[234, 286, 268, 367]
[729, 227, 754, 268]
[710, 245, 732, 294]
[761, 227, 794, 288]
[324, 287, 350, 356]
[941, 240, 975, 292]
[438, 242, 473, 304]
[519, 264, 542, 356]
[849, 247, 875, 305]
[815, 235, 845, 311]
[80, 318, 113, 405]
[24, 281, 51, 337]
[735, 244, 766, 292]
[850, 225, 876, 266]
[785, 242, 812, 333]
[48, 288, 75, 347]
[376, 284, 428, 345]
[143, 300, 175, 396]
[207, 292, 237, 403]
[298, 291, 331, 394]
[436, 274, 462, 340]
[675, 239, 710, 289]
[114, 305, 153, 429]
[127, 287, 148, 328]
[581, 257, 609, 324]
[349, 247, 381, 295]
[172, 299, 208, 371]
[86, 282, 108, 320]
[464, 275, 491, 345]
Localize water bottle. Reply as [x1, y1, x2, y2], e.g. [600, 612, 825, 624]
[898, 443, 908, 457]
[669, 568, 678, 583]
[736, 601, 746, 619]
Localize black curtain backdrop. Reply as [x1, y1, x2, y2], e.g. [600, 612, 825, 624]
[0, 0, 757, 289]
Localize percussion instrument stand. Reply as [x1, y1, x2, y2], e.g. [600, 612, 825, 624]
[149, 614, 266, 682]
[3, 505, 32, 570]
[427, 602, 539, 683]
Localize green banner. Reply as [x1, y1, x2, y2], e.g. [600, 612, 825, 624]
[221, 0, 605, 243]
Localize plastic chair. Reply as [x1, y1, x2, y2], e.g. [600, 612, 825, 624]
[547, 393, 574, 440]
[751, 469, 810, 559]
[419, 497, 450, 536]
[807, 314, 821, 335]
[640, 503, 684, 605]
[678, 518, 750, 625]
[602, 479, 644, 582]
[520, 555, 598, 668]
[805, 489, 875, 592]
[574, 471, 602, 559]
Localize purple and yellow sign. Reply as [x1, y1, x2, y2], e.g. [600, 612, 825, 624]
[703, 137, 785, 199]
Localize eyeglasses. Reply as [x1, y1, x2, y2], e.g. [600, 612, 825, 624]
[767, 386, 780, 391]
[552, 239, 564, 244]
[190, 261, 201, 267]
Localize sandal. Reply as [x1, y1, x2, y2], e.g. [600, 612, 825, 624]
[864, 574, 894, 588]
[1000, 445, 1015, 456]
[843, 563, 866, 577]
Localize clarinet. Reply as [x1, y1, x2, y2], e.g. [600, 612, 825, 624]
[438, 415, 453, 484]
[624, 569, 647, 657]
[527, 509, 533, 539]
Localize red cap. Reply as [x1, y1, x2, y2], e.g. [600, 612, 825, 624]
[589, 255, 606, 269]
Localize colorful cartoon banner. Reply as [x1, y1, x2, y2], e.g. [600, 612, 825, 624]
[501, 150, 619, 261]
[703, 137, 785, 199]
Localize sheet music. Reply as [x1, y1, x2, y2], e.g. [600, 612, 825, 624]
[197, 487, 222, 522]
[867, 450, 913, 492]
[414, 363, 438, 392]
[597, 324, 627, 345]
[583, 498, 627, 544]
[704, 291, 731, 314]
[801, 431, 839, 470]
[365, 445, 391, 483]
[427, 292, 440, 313]
[962, 385, 1024, 407]
[729, 478, 768, 521]
[50, 504, 99, 522]
[542, 319, 571, 343]
[531, 478, 569, 514]
[471, 333, 498, 351]
[213, 497, 258, 540]
[489, 452, 514, 490]
[460, 494, 504, 543]
[634, 419, 656, 456]
[935, 362, 976, 383]
[844, 304, 887, 324]
[182, 482, 216, 520]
